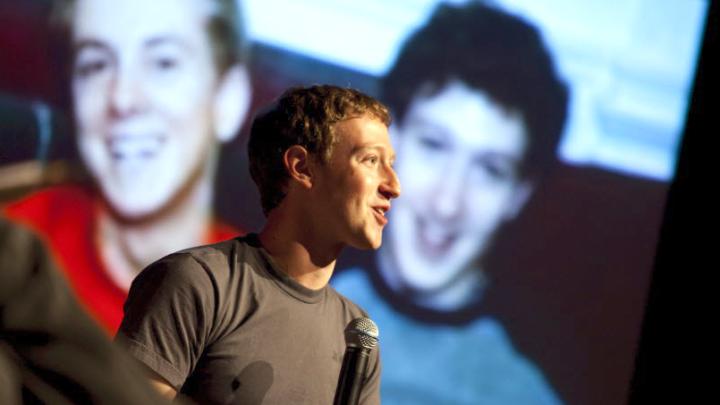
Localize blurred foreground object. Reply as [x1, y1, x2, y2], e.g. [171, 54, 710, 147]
[0, 218, 168, 404]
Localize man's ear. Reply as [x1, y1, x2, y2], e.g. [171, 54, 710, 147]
[283, 145, 313, 189]
[213, 64, 251, 143]
[503, 180, 534, 221]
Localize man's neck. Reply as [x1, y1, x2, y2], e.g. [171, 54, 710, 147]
[377, 246, 487, 312]
[97, 177, 214, 291]
[258, 206, 340, 291]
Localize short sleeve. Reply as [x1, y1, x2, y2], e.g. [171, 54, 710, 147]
[115, 253, 217, 389]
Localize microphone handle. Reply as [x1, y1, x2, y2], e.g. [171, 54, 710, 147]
[333, 346, 370, 405]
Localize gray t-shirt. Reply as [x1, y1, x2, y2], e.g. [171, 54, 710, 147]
[116, 234, 380, 405]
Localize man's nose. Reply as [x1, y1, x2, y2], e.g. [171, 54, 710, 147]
[431, 159, 466, 221]
[380, 165, 401, 200]
[109, 63, 145, 117]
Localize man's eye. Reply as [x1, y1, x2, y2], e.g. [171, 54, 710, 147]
[153, 56, 179, 71]
[74, 59, 108, 78]
[364, 156, 379, 165]
[477, 160, 516, 181]
[484, 163, 506, 178]
[417, 135, 445, 151]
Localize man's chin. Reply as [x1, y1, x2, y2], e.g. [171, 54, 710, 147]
[101, 190, 168, 223]
[350, 234, 383, 251]
[369, 231, 384, 250]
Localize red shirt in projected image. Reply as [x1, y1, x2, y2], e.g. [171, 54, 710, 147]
[3, 185, 240, 335]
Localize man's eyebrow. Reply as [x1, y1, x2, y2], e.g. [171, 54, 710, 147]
[73, 36, 191, 53]
[351, 145, 385, 154]
[73, 38, 110, 53]
[406, 115, 450, 135]
[473, 150, 522, 164]
[145, 35, 192, 51]
[351, 145, 396, 161]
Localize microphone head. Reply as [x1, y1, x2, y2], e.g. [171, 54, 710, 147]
[344, 317, 379, 350]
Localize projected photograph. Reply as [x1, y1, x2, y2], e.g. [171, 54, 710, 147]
[0, 0, 710, 404]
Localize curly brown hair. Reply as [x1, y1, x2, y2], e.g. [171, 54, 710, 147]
[248, 85, 391, 215]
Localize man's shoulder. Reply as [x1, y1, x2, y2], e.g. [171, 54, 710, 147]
[176, 236, 237, 259]
[173, 234, 258, 266]
[140, 235, 260, 285]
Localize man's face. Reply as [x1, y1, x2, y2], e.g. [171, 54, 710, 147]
[386, 80, 532, 294]
[313, 116, 401, 250]
[71, 0, 236, 218]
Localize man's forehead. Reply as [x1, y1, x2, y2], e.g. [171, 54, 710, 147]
[72, 0, 214, 43]
[335, 114, 389, 132]
[402, 82, 528, 157]
[332, 117, 394, 156]
[73, 36, 193, 54]
[334, 116, 388, 138]
[349, 143, 394, 157]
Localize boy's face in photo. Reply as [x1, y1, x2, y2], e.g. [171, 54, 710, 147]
[71, 0, 244, 219]
[386, 80, 532, 294]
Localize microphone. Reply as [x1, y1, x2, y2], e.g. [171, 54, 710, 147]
[333, 317, 379, 405]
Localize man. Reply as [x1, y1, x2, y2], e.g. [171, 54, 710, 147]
[0, 218, 169, 404]
[332, 3, 568, 404]
[2, 0, 251, 333]
[116, 85, 400, 404]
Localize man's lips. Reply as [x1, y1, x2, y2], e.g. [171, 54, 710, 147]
[372, 205, 390, 226]
[107, 134, 164, 160]
[416, 216, 456, 258]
